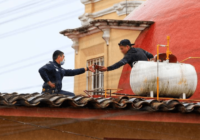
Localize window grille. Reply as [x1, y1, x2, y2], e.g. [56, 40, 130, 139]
[86, 57, 104, 95]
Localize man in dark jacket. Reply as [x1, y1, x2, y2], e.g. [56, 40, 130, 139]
[39, 50, 95, 96]
[99, 39, 154, 71]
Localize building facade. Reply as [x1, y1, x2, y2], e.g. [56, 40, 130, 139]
[60, 0, 147, 95]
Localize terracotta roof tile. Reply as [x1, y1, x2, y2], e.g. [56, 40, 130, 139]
[0, 93, 199, 113]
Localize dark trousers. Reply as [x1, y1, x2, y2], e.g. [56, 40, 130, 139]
[42, 88, 75, 96]
[58, 90, 75, 96]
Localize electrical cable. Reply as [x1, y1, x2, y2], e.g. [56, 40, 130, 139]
[0, 0, 51, 17]
[0, 0, 128, 39]
[0, 0, 77, 25]
[0, 9, 82, 39]
[0, 50, 74, 76]
[0, 45, 71, 69]
[0, 0, 7, 4]
[0, 0, 110, 19]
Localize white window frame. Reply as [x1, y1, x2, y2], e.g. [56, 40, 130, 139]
[86, 57, 104, 95]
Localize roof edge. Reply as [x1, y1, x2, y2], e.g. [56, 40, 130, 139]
[59, 19, 154, 35]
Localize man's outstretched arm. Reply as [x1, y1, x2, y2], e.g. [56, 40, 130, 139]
[64, 65, 95, 76]
[99, 59, 128, 71]
[64, 68, 86, 76]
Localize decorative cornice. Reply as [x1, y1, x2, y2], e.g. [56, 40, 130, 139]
[79, 13, 94, 26]
[79, 1, 144, 26]
[60, 19, 154, 54]
[80, 0, 101, 5]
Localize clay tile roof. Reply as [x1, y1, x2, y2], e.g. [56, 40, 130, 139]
[0, 93, 199, 113]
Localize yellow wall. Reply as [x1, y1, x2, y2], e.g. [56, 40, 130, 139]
[74, 32, 105, 94]
[107, 29, 140, 90]
[85, 0, 146, 14]
[94, 12, 126, 20]
[74, 29, 140, 94]
[85, 0, 123, 13]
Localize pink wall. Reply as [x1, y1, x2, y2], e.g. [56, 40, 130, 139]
[118, 0, 200, 99]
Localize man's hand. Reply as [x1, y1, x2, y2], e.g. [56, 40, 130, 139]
[149, 58, 156, 62]
[98, 66, 107, 72]
[48, 81, 55, 88]
[85, 65, 95, 72]
[88, 65, 95, 72]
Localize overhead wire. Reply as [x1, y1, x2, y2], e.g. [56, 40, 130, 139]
[0, 0, 51, 17]
[0, 0, 122, 39]
[0, 0, 77, 25]
[2, 0, 197, 40]
[0, 0, 7, 4]
[0, 2, 83, 77]
[0, 50, 74, 76]
[0, 44, 71, 69]
[0, 9, 82, 39]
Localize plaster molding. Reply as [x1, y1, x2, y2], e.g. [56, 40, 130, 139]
[101, 28, 110, 46]
[113, 1, 143, 16]
[71, 38, 79, 54]
[79, 1, 144, 26]
[79, 13, 94, 26]
[80, 0, 101, 5]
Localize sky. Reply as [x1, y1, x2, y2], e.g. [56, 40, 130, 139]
[0, 0, 84, 93]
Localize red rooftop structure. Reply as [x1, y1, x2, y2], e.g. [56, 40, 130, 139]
[118, 0, 200, 100]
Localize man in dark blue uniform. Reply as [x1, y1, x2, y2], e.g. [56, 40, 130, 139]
[99, 39, 154, 71]
[39, 50, 95, 96]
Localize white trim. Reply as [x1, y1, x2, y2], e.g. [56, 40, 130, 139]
[102, 28, 110, 46]
[79, 1, 144, 26]
[78, 13, 94, 26]
[81, 0, 101, 5]
[71, 38, 79, 54]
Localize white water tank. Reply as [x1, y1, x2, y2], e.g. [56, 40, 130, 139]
[130, 61, 197, 98]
